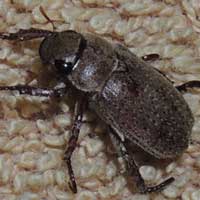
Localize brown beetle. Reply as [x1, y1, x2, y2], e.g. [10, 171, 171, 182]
[0, 28, 198, 194]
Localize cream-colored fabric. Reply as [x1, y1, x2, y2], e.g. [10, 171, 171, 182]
[0, 0, 200, 199]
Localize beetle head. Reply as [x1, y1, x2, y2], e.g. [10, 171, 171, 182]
[39, 30, 86, 76]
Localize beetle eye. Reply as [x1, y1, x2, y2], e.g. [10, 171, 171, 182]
[54, 59, 73, 75]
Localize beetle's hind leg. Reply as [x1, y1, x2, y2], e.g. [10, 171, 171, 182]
[63, 98, 86, 193]
[0, 85, 66, 97]
[0, 28, 53, 41]
[109, 128, 174, 194]
[176, 80, 200, 92]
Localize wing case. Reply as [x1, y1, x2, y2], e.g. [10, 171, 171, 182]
[89, 45, 194, 159]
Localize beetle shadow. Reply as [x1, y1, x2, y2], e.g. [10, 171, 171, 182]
[125, 140, 176, 168]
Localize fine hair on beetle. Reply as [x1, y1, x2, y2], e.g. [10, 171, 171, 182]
[0, 7, 199, 194]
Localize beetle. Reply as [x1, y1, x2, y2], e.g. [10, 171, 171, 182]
[0, 27, 199, 194]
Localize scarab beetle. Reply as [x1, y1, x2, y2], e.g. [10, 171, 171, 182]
[0, 28, 199, 194]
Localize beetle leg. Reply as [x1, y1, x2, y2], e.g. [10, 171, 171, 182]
[141, 54, 200, 90]
[63, 98, 86, 193]
[109, 128, 174, 194]
[141, 54, 160, 62]
[0, 85, 66, 98]
[0, 28, 53, 41]
[176, 80, 200, 92]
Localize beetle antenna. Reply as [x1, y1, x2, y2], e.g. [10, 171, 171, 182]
[39, 6, 56, 32]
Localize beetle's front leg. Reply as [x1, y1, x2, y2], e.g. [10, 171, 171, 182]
[63, 98, 86, 193]
[0, 85, 66, 98]
[109, 128, 174, 194]
[0, 28, 53, 41]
